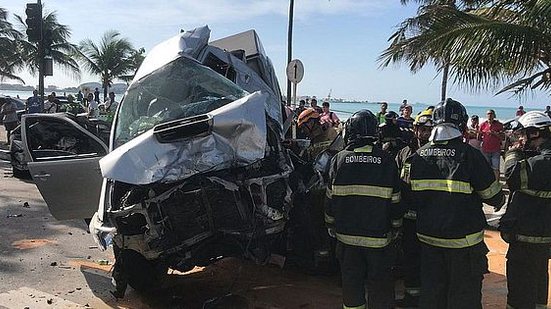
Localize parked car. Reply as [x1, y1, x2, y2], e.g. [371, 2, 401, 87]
[0, 95, 26, 124]
[20, 26, 332, 294]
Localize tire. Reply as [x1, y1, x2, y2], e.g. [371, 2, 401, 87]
[119, 249, 168, 293]
[12, 166, 30, 179]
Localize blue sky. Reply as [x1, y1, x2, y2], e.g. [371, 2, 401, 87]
[4, 0, 550, 107]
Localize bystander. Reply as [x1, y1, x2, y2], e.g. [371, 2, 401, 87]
[480, 109, 504, 180]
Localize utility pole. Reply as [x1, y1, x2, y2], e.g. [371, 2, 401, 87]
[38, 0, 44, 100]
[286, 0, 294, 106]
[25, 0, 44, 99]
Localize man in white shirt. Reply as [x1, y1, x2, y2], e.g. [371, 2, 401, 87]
[87, 93, 98, 117]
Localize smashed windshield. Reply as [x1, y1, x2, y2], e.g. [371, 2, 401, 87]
[114, 56, 248, 147]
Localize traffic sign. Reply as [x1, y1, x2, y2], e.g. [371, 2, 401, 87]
[286, 59, 304, 84]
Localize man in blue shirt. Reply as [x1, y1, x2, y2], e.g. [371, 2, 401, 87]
[397, 105, 415, 144]
[26, 90, 43, 114]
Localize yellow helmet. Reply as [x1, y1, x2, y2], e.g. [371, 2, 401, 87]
[414, 108, 434, 127]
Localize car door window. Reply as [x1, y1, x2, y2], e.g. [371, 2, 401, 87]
[26, 117, 107, 161]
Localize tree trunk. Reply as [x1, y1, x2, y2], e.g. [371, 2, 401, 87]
[441, 63, 449, 101]
[103, 72, 108, 103]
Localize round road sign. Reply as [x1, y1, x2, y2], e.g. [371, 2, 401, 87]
[286, 59, 304, 84]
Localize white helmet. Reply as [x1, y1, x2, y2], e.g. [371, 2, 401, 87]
[517, 111, 551, 130]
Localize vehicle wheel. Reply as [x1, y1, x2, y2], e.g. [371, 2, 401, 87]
[12, 166, 30, 179]
[119, 249, 168, 293]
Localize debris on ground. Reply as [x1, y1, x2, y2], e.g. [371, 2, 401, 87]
[50, 262, 57, 266]
[22, 202, 30, 208]
[7, 214, 23, 218]
[97, 259, 109, 265]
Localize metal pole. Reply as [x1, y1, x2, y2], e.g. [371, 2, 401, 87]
[37, 0, 44, 100]
[286, 0, 294, 106]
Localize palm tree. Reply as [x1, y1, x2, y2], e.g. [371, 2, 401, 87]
[380, 1, 483, 100]
[77, 31, 138, 100]
[0, 7, 24, 83]
[13, 10, 80, 80]
[380, 0, 551, 97]
[119, 47, 146, 84]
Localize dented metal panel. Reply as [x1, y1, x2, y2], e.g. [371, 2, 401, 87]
[100, 92, 268, 185]
[131, 25, 211, 84]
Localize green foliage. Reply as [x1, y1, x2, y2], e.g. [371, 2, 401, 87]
[0, 7, 24, 83]
[77, 31, 144, 99]
[13, 9, 81, 79]
[380, 0, 551, 96]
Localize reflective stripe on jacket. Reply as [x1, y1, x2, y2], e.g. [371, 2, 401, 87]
[325, 143, 402, 248]
[403, 138, 504, 248]
[500, 142, 551, 241]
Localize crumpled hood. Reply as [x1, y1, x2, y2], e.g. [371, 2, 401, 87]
[429, 123, 463, 142]
[131, 25, 210, 84]
[100, 92, 268, 185]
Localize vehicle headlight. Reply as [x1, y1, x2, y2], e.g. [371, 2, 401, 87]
[89, 212, 116, 251]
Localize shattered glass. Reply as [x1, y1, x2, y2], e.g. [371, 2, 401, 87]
[114, 56, 248, 148]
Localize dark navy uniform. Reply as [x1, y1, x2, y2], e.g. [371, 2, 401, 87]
[403, 137, 504, 309]
[326, 142, 402, 309]
[395, 143, 421, 304]
[500, 140, 551, 308]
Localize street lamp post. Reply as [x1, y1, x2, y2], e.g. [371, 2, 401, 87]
[286, 0, 294, 106]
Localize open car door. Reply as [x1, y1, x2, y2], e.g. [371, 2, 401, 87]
[21, 114, 108, 220]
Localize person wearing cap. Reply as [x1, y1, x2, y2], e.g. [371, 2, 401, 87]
[394, 108, 434, 307]
[402, 98, 505, 308]
[499, 111, 551, 309]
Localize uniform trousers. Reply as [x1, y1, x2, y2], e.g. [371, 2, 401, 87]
[419, 241, 489, 309]
[402, 218, 421, 297]
[506, 241, 550, 309]
[337, 242, 394, 309]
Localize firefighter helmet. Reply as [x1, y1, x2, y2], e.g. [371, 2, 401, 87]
[344, 109, 378, 144]
[516, 111, 551, 131]
[414, 108, 434, 127]
[433, 98, 468, 132]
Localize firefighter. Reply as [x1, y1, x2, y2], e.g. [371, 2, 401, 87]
[499, 111, 551, 309]
[325, 109, 402, 309]
[395, 107, 434, 308]
[402, 98, 505, 309]
[379, 111, 407, 158]
[297, 108, 338, 160]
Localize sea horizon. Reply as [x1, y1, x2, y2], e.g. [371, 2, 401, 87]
[2, 89, 545, 121]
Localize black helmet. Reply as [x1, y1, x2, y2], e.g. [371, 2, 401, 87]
[433, 98, 468, 132]
[344, 109, 378, 144]
[384, 111, 399, 121]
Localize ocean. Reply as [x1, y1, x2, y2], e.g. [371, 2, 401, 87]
[320, 102, 541, 122]
[2, 90, 543, 121]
